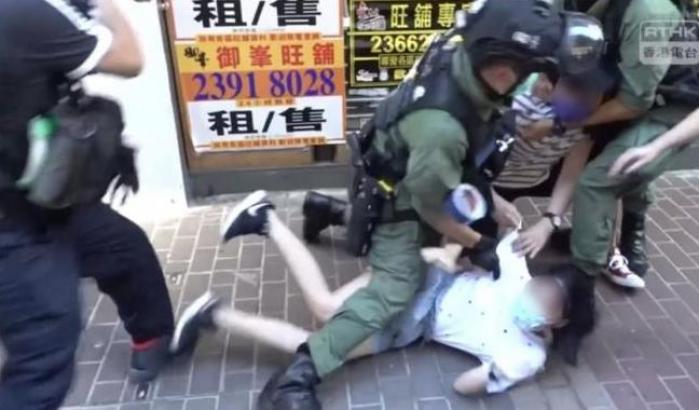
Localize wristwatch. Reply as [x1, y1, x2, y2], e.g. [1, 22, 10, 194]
[543, 212, 562, 231]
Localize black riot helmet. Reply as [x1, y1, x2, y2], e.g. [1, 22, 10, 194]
[460, 0, 604, 96]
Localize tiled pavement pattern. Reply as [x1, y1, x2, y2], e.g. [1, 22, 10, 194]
[55, 172, 699, 410]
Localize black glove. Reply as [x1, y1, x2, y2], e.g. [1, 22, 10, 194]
[462, 236, 500, 280]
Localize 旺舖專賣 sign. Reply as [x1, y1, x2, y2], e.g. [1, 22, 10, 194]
[348, 0, 474, 88]
[170, 0, 346, 153]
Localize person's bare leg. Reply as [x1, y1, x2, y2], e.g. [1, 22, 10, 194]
[267, 211, 370, 322]
[212, 307, 309, 354]
[211, 306, 378, 358]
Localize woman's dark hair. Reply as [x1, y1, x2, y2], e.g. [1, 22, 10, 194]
[542, 263, 597, 366]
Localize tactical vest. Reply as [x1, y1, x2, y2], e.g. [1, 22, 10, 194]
[357, 29, 498, 186]
[601, 0, 699, 106]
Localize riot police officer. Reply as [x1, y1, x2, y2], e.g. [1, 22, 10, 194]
[257, 1, 605, 409]
[523, 0, 699, 288]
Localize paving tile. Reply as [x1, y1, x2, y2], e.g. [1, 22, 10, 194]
[89, 382, 125, 405]
[64, 362, 100, 406]
[375, 349, 407, 378]
[665, 188, 695, 208]
[120, 403, 151, 410]
[189, 354, 223, 395]
[97, 342, 130, 382]
[682, 268, 699, 290]
[619, 358, 673, 403]
[239, 244, 263, 270]
[541, 387, 582, 410]
[440, 374, 483, 410]
[260, 282, 286, 315]
[647, 317, 696, 355]
[190, 248, 216, 273]
[660, 300, 699, 333]
[77, 325, 114, 363]
[677, 354, 699, 383]
[604, 381, 649, 410]
[152, 228, 176, 250]
[153, 399, 185, 410]
[177, 217, 201, 237]
[648, 208, 681, 231]
[663, 377, 699, 410]
[666, 230, 699, 255]
[217, 392, 248, 410]
[648, 403, 681, 410]
[482, 393, 516, 410]
[418, 399, 451, 410]
[649, 256, 687, 284]
[433, 344, 479, 375]
[562, 361, 614, 409]
[581, 335, 626, 382]
[234, 272, 260, 300]
[656, 199, 690, 219]
[597, 280, 631, 304]
[156, 376, 190, 398]
[631, 290, 667, 319]
[658, 243, 696, 269]
[406, 347, 442, 399]
[676, 217, 699, 243]
[645, 272, 678, 301]
[184, 397, 217, 410]
[223, 372, 253, 393]
[262, 255, 287, 282]
[287, 294, 314, 328]
[181, 274, 211, 303]
[670, 283, 699, 315]
[538, 355, 569, 388]
[197, 225, 221, 249]
[170, 237, 195, 261]
[507, 381, 549, 410]
[92, 295, 119, 325]
[346, 359, 381, 406]
[632, 329, 686, 377]
[217, 238, 240, 259]
[609, 303, 652, 333]
[212, 270, 235, 286]
[210, 284, 233, 306]
[647, 219, 673, 243]
[213, 257, 237, 271]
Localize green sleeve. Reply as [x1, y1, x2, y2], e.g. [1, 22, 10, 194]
[616, 1, 680, 111]
[397, 109, 468, 213]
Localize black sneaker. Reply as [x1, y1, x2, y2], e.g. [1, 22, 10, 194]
[170, 292, 221, 356]
[129, 336, 172, 383]
[221, 190, 275, 242]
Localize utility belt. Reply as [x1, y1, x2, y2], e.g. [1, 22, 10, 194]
[345, 130, 419, 257]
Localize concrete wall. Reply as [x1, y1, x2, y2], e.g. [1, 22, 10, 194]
[84, 1, 189, 220]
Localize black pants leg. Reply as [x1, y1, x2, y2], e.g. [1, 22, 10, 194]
[0, 224, 81, 410]
[69, 203, 174, 342]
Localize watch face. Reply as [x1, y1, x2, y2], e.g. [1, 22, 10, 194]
[552, 216, 562, 227]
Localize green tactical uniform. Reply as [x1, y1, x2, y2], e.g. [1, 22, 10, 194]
[307, 49, 499, 376]
[571, 0, 695, 275]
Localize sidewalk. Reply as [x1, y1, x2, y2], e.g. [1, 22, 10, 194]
[60, 172, 699, 410]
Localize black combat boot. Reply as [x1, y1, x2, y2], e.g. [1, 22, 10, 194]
[257, 344, 321, 410]
[619, 211, 649, 277]
[302, 191, 348, 242]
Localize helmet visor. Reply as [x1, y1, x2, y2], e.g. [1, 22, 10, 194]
[558, 12, 605, 76]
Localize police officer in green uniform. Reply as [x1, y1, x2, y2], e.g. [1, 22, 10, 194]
[257, 1, 605, 408]
[522, 0, 699, 286]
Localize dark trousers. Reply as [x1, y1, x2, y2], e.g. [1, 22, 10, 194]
[0, 202, 174, 410]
